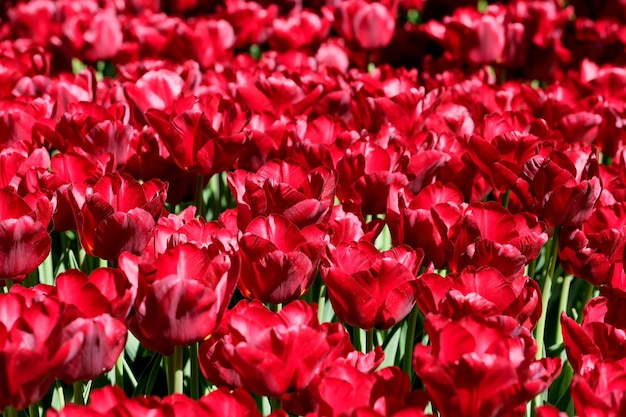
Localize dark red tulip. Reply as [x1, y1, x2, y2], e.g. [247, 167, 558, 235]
[0, 288, 77, 411]
[416, 267, 542, 330]
[307, 365, 425, 417]
[321, 241, 423, 330]
[571, 359, 626, 417]
[69, 173, 167, 261]
[413, 314, 562, 417]
[449, 202, 548, 277]
[336, 140, 408, 215]
[514, 149, 601, 227]
[387, 182, 464, 268]
[199, 300, 346, 398]
[559, 202, 626, 285]
[47, 384, 269, 417]
[146, 94, 248, 176]
[119, 242, 237, 355]
[0, 188, 51, 281]
[236, 214, 326, 304]
[228, 159, 336, 229]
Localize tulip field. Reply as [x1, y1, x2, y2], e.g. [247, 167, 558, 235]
[2, 0, 626, 416]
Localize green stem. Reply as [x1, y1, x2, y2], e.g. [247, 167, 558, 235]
[366, 328, 375, 353]
[28, 404, 38, 417]
[73, 380, 84, 405]
[270, 396, 283, 412]
[190, 343, 200, 400]
[317, 285, 327, 323]
[55, 380, 65, 409]
[527, 258, 537, 280]
[113, 351, 124, 391]
[195, 175, 206, 219]
[168, 345, 184, 395]
[534, 225, 559, 362]
[555, 274, 574, 346]
[3, 406, 17, 417]
[501, 189, 510, 209]
[38, 251, 54, 285]
[269, 303, 282, 313]
[403, 305, 419, 376]
[579, 281, 595, 323]
[3, 279, 13, 293]
[352, 326, 362, 353]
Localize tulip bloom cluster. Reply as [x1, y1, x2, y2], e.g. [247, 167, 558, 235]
[2, 0, 626, 417]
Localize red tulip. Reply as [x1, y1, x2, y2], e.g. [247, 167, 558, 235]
[0, 188, 51, 281]
[514, 149, 601, 227]
[416, 267, 542, 330]
[449, 202, 548, 277]
[119, 242, 237, 355]
[236, 214, 327, 304]
[146, 95, 248, 176]
[47, 384, 269, 417]
[228, 159, 336, 229]
[413, 314, 562, 417]
[321, 241, 423, 330]
[69, 173, 167, 261]
[199, 300, 346, 398]
[0, 288, 77, 411]
[387, 182, 464, 268]
[307, 365, 426, 417]
[559, 202, 626, 285]
[571, 359, 626, 417]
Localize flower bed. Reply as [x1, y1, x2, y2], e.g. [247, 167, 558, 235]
[1, 0, 626, 416]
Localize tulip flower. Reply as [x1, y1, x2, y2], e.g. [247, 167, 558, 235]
[119, 242, 237, 355]
[0, 188, 51, 281]
[69, 172, 167, 261]
[228, 159, 336, 229]
[321, 241, 423, 330]
[413, 314, 561, 417]
[236, 214, 327, 304]
[199, 300, 346, 398]
[0, 288, 78, 411]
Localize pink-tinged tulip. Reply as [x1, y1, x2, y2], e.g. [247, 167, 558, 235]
[423, 5, 524, 66]
[146, 95, 248, 176]
[228, 159, 336, 229]
[270, 9, 331, 51]
[334, 0, 396, 50]
[321, 241, 423, 330]
[69, 173, 167, 261]
[0, 289, 77, 411]
[559, 202, 626, 285]
[61, 6, 123, 62]
[571, 359, 626, 417]
[119, 242, 237, 355]
[124, 69, 186, 121]
[199, 300, 346, 398]
[0, 188, 51, 281]
[413, 314, 562, 417]
[387, 182, 464, 268]
[237, 214, 326, 304]
[416, 267, 542, 330]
